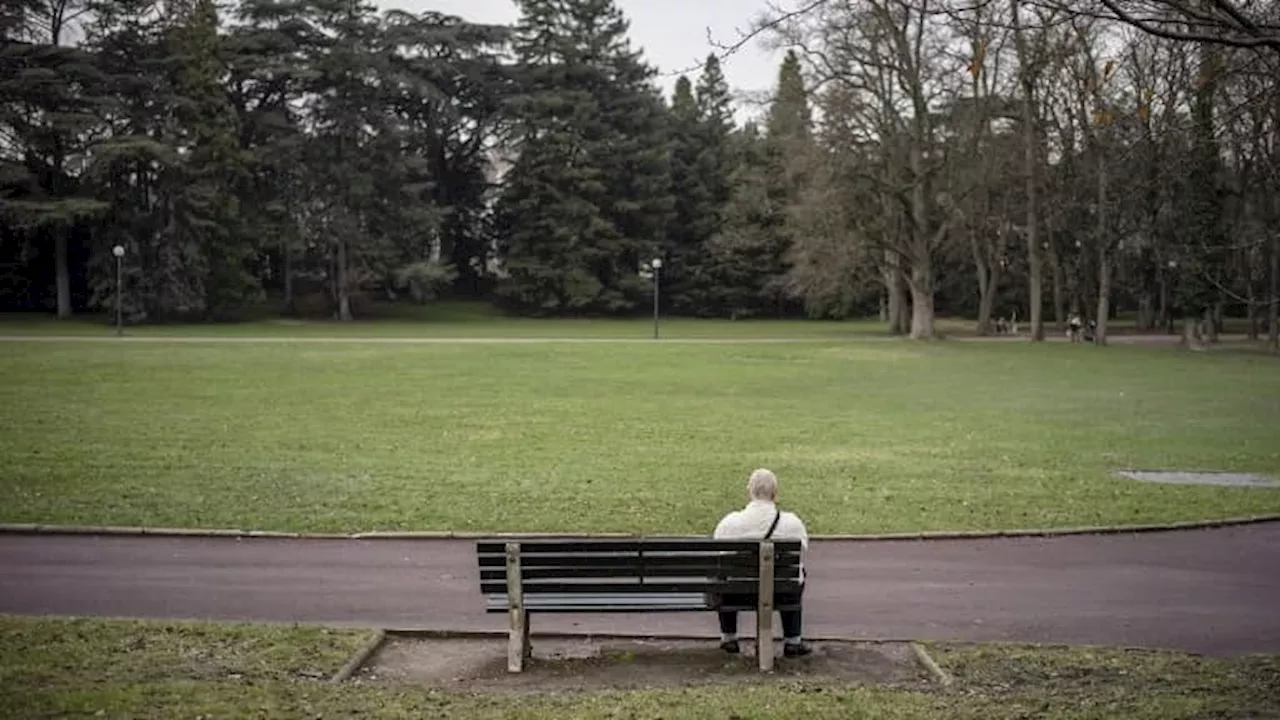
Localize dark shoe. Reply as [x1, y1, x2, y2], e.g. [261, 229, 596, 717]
[783, 642, 813, 658]
[719, 639, 740, 654]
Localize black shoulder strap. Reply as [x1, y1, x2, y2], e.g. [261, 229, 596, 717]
[764, 509, 782, 539]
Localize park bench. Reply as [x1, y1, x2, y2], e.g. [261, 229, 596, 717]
[476, 538, 803, 672]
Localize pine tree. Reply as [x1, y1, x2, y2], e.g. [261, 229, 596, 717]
[784, 78, 879, 319]
[767, 51, 812, 144]
[668, 55, 737, 316]
[706, 51, 812, 318]
[295, 0, 390, 320]
[591, 13, 674, 313]
[495, 0, 672, 315]
[705, 122, 778, 318]
[169, 0, 255, 318]
[0, 1, 109, 319]
[665, 75, 706, 313]
[82, 0, 256, 321]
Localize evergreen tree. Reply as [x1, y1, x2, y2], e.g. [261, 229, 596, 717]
[225, 0, 316, 313]
[85, 0, 200, 321]
[760, 49, 813, 316]
[705, 122, 778, 317]
[767, 50, 812, 144]
[693, 54, 734, 223]
[494, 0, 672, 315]
[707, 51, 812, 317]
[665, 75, 705, 313]
[294, 0, 391, 320]
[379, 9, 511, 300]
[0, 1, 109, 318]
[784, 78, 880, 319]
[667, 55, 736, 316]
[169, 0, 256, 318]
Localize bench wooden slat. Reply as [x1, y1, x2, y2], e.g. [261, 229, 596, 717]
[476, 552, 801, 569]
[480, 566, 802, 581]
[479, 579, 802, 595]
[481, 593, 805, 613]
[476, 539, 801, 554]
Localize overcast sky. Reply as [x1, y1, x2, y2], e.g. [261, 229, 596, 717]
[376, 0, 786, 123]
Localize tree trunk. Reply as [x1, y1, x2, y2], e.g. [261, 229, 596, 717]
[336, 237, 352, 321]
[1212, 298, 1224, 340]
[1049, 239, 1066, 330]
[1247, 276, 1259, 340]
[283, 235, 294, 314]
[972, 232, 993, 336]
[906, 272, 936, 340]
[1156, 265, 1169, 331]
[1269, 232, 1278, 353]
[885, 251, 908, 335]
[977, 267, 999, 336]
[1095, 246, 1111, 346]
[1022, 144, 1043, 339]
[891, 280, 908, 334]
[1183, 316, 1205, 349]
[1137, 292, 1154, 331]
[55, 228, 71, 319]
[1203, 306, 1218, 343]
[906, 238, 936, 335]
[1093, 146, 1109, 346]
[1013, 2, 1044, 342]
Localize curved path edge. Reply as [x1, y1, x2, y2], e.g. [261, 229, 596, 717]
[2, 513, 1278, 542]
[4, 523, 1278, 656]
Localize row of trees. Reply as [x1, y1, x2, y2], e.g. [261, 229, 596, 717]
[3, 0, 1278, 347]
[759, 0, 1280, 345]
[4, 0, 508, 321]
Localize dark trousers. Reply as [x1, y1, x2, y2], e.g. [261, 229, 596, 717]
[717, 586, 804, 640]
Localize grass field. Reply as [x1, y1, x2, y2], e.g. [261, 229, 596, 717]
[4, 302, 1261, 338]
[2, 616, 1277, 719]
[0, 304, 881, 338]
[1, 323, 1277, 534]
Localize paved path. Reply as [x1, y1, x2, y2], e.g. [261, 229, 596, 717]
[2, 525, 1278, 656]
[0, 333, 1242, 345]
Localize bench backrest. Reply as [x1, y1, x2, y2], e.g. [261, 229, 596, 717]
[477, 538, 803, 597]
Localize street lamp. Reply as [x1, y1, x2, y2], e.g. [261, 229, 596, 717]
[112, 245, 125, 336]
[649, 257, 662, 340]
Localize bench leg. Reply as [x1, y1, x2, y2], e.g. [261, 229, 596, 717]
[506, 542, 528, 673]
[508, 608, 528, 672]
[757, 608, 774, 672]
[523, 611, 532, 660]
[758, 541, 775, 672]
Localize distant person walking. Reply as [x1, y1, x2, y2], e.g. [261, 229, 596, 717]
[1068, 313, 1083, 342]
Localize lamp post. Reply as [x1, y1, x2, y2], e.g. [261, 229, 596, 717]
[112, 245, 125, 336]
[649, 257, 662, 340]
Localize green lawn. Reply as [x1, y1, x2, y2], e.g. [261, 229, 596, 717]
[5, 302, 1248, 339]
[1, 333, 1277, 534]
[0, 303, 884, 338]
[2, 616, 1277, 719]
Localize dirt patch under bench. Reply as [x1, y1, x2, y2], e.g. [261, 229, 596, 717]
[350, 635, 934, 693]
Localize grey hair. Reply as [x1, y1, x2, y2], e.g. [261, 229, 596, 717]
[747, 468, 778, 500]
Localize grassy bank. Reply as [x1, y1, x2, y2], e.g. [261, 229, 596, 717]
[6, 301, 1254, 339]
[1, 616, 1276, 719]
[1, 337, 1277, 534]
[0, 304, 880, 339]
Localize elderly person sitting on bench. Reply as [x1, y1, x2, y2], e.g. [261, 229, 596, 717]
[712, 468, 812, 657]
